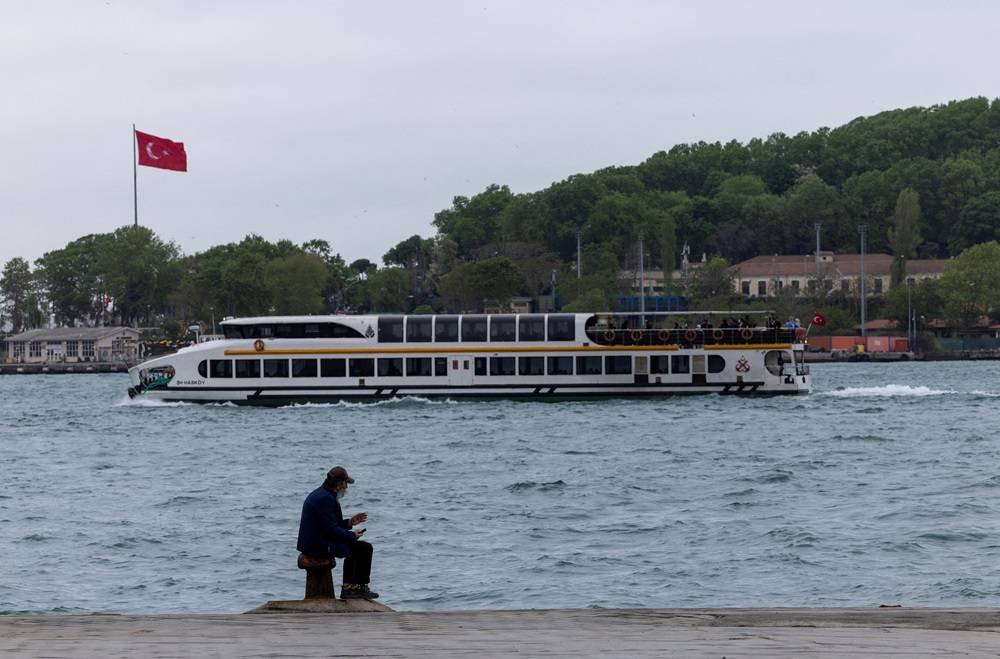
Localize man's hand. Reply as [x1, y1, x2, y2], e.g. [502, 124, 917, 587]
[353, 528, 366, 539]
[350, 512, 368, 526]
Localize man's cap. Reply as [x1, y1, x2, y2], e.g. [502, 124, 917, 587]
[327, 466, 354, 483]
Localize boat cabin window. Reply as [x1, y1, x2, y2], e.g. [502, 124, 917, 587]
[576, 356, 602, 375]
[435, 357, 447, 376]
[210, 359, 232, 378]
[519, 356, 544, 375]
[671, 355, 690, 374]
[223, 323, 362, 339]
[406, 357, 432, 377]
[292, 359, 318, 378]
[547, 315, 576, 341]
[197, 360, 208, 378]
[518, 315, 545, 341]
[708, 355, 726, 373]
[435, 316, 459, 342]
[462, 316, 487, 342]
[406, 316, 432, 343]
[548, 356, 573, 375]
[263, 359, 289, 378]
[349, 358, 375, 378]
[235, 359, 260, 378]
[378, 358, 403, 377]
[321, 358, 346, 377]
[474, 357, 487, 375]
[605, 356, 632, 375]
[650, 356, 670, 374]
[378, 317, 404, 343]
[764, 350, 791, 376]
[490, 316, 516, 342]
[489, 357, 516, 376]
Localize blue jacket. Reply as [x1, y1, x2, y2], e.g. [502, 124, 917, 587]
[296, 485, 356, 558]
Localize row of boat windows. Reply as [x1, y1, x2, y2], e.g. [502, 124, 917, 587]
[378, 315, 576, 343]
[222, 323, 364, 339]
[196, 354, 721, 378]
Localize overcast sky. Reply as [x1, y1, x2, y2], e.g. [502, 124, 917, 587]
[2, 1, 998, 268]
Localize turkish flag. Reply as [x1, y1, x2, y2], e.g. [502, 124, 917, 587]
[135, 130, 187, 171]
[812, 312, 827, 327]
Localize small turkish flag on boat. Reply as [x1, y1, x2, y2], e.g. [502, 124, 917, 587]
[135, 130, 187, 171]
[812, 312, 827, 327]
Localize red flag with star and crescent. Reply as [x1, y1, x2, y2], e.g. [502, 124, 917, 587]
[135, 130, 187, 172]
[812, 312, 827, 327]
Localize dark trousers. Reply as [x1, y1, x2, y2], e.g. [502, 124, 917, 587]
[343, 540, 373, 585]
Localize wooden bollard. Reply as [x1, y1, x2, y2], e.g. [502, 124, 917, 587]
[297, 553, 335, 599]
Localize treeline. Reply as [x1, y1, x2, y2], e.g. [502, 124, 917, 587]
[4, 96, 1000, 335]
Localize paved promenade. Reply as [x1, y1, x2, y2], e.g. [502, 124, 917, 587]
[1, 608, 999, 657]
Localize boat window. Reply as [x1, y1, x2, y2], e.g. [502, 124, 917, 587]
[292, 359, 318, 378]
[576, 356, 602, 375]
[548, 315, 576, 341]
[518, 315, 545, 341]
[378, 317, 404, 343]
[210, 359, 232, 378]
[321, 358, 346, 377]
[764, 350, 791, 376]
[377, 358, 403, 377]
[349, 358, 375, 378]
[462, 316, 487, 342]
[490, 316, 516, 342]
[263, 359, 289, 378]
[406, 317, 433, 343]
[474, 357, 487, 375]
[235, 359, 260, 378]
[650, 356, 670, 374]
[547, 356, 573, 375]
[490, 357, 516, 376]
[197, 360, 208, 378]
[435, 357, 447, 376]
[605, 355, 632, 375]
[406, 357, 432, 377]
[435, 316, 459, 342]
[671, 355, 690, 374]
[519, 356, 544, 375]
[708, 355, 726, 373]
[223, 323, 362, 339]
[692, 354, 706, 374]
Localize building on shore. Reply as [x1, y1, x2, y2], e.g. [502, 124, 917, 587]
[729, 252, 947, 298]
[3, 327, 141, 364]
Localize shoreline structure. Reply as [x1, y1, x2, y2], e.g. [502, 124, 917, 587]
[1, 607, 998, 657]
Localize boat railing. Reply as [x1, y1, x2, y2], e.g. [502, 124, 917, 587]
[585, 327, 803, 347]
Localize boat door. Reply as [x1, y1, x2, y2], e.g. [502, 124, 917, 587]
[448, 356, 474, 386]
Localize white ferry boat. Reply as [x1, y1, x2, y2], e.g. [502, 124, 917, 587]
[127, 312, 812, 404]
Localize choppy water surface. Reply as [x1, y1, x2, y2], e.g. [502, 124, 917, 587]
[2, 362, 999, 614]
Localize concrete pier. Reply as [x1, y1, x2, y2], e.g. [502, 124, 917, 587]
[1, 608, 998, 657]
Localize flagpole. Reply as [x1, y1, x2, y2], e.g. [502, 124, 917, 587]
[132, 124, 138, 227]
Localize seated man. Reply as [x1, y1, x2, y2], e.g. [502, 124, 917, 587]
[296, 466, 378, 600]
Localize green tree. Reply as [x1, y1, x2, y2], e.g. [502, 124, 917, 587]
[949, 191, 1000, 254]
[368, 267, 411, 312]
[267, 253, 328, 314]
[689, 256, 734, 300]
[0, 257, 37, 332]
[34, 235, 106, 325]
[888, 188, 922, 284]
[939, 241, 1000, 327]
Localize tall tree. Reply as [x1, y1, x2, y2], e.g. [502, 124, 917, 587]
[888, 188, 922, 284]
[0, 257, 37, 332]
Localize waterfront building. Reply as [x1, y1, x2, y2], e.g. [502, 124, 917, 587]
[3, 327, 141, 364]
[730, 252, 946, 298]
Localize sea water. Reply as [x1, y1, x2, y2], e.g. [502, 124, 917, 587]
[1, 362, 999, 614]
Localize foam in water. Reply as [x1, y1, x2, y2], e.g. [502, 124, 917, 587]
[823, 384, 954, 398]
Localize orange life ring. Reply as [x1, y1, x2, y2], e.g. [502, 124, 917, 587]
[603, 329, 615, 343]
[712, 328, 724, 342]
[253, 339, 265, 352]
[658, 329, 670, 343]
[684, 329, 697, 343]
[740, 328, 753, 341]
[630, 329, 643, 342]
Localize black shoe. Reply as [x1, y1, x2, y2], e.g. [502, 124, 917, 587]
[341, 586, 379, 600]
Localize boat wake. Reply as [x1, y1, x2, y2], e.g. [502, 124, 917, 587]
[824, 384, 1000, 398]
[279, 396, 457, 409]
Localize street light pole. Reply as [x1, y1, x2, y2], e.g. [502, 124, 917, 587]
[858, 225, 867, 341]
[906, 277, 913, 349]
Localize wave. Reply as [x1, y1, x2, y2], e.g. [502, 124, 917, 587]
[823, 384, 954, 398]
[279, 396, 456, 409]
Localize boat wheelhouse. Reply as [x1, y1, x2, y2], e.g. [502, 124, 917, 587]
[127, 312, 811, 404]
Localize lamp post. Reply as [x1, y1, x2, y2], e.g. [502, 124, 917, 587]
[858, 225, 867, 341]
[906, 277, 914, 349]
